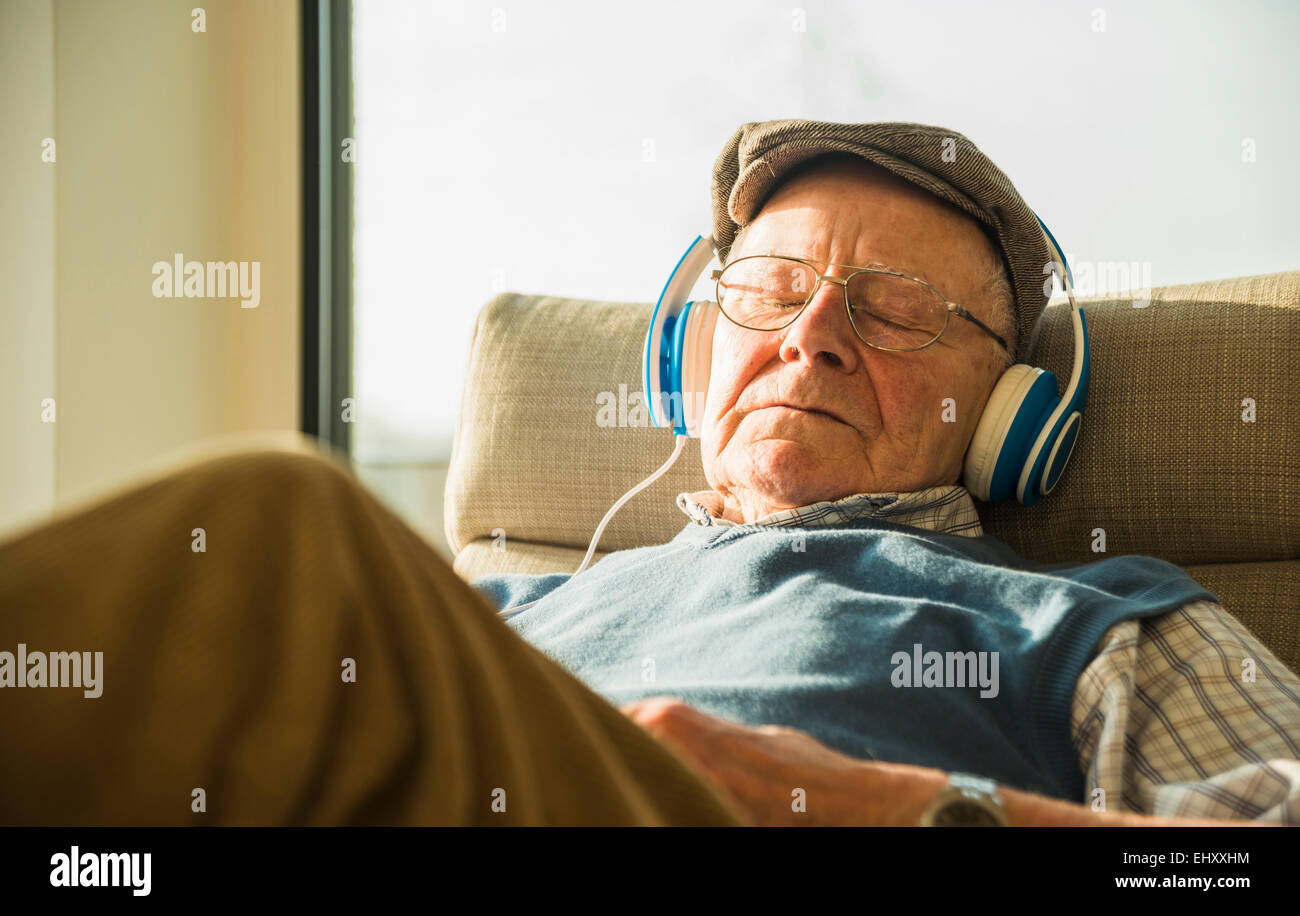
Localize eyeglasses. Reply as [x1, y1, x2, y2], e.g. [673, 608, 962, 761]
[711, 254, 1011, 355]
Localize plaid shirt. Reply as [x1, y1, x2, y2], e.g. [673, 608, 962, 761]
[676, 485, 1300, 823]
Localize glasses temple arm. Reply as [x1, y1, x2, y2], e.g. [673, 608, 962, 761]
[950, 303, 1011, 355]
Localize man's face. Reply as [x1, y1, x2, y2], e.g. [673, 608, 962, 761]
[700, 156, 1011, 520]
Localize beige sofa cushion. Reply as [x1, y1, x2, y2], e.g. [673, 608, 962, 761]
[445, 270, 1300, 672]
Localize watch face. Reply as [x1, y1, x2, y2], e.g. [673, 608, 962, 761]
[933, 800, 1002, 826]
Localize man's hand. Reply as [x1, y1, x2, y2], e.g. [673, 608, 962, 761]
[620, 696, 1275, 827]
[619, 695, 945, 826]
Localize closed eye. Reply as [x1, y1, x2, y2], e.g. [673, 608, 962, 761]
[850, 305, 912, 332]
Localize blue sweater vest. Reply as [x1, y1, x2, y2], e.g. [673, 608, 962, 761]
[472, 519, 1219, 802]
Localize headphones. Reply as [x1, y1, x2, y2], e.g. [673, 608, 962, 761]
[642, 215, 1090, 506]
[497, 214, 1090, 618]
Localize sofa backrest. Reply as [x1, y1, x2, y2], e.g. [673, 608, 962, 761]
[445, 270, 1300, 672]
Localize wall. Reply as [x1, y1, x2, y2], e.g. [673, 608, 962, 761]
[0, 0, 301, 535]
[0, 0, 57, 530]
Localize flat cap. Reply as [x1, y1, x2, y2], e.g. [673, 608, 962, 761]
[711, 119, 1059, 365]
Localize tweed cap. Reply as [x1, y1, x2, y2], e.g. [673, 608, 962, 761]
[711, 119, 1060, 365]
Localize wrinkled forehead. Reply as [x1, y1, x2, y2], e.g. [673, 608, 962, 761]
[732, 156, 1003, 287]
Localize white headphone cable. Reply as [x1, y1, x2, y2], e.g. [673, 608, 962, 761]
[497, 433, 689, 618]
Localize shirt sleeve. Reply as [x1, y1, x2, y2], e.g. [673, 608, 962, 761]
[1070, 598, 1300, 824]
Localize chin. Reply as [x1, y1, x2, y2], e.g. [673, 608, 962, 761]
[736, 439, 855, 505]
[749, 432, 855, 464]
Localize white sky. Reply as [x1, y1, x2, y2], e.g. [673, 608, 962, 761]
[353, 0, 1300, 463]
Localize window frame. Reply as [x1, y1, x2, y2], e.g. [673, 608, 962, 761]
[301, 0, 354, 452]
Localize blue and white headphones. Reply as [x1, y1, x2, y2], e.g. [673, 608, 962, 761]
[498, 215, 1091, 617]
[642, 216, 1090, 507]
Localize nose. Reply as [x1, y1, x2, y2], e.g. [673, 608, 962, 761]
[778, 273, 860, 372]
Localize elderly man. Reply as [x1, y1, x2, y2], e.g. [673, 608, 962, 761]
[473, 120, 1300, 827]
[1, 121, 1296, 828]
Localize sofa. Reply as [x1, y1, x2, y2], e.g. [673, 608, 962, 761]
[444, 269, 1300, 674]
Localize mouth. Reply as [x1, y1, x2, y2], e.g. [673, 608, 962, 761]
[762, 403, 850, 427]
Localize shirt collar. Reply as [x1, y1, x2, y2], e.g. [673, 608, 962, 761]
[675, 484, 984, 538]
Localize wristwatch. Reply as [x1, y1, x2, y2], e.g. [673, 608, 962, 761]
[917, 772, 1008, 826]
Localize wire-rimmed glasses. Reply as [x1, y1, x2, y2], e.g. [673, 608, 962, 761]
[711, 255, 1011, 355]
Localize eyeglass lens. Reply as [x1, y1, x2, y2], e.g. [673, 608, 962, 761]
[717, 256, 946, 349]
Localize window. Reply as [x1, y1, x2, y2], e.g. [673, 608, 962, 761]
[345, 0, 1299, 554]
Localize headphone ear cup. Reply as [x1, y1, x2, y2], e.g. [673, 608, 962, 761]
[680, 300, 719, 438]
[644, 235, 718, 434]
[964, 364, 1059, 503]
